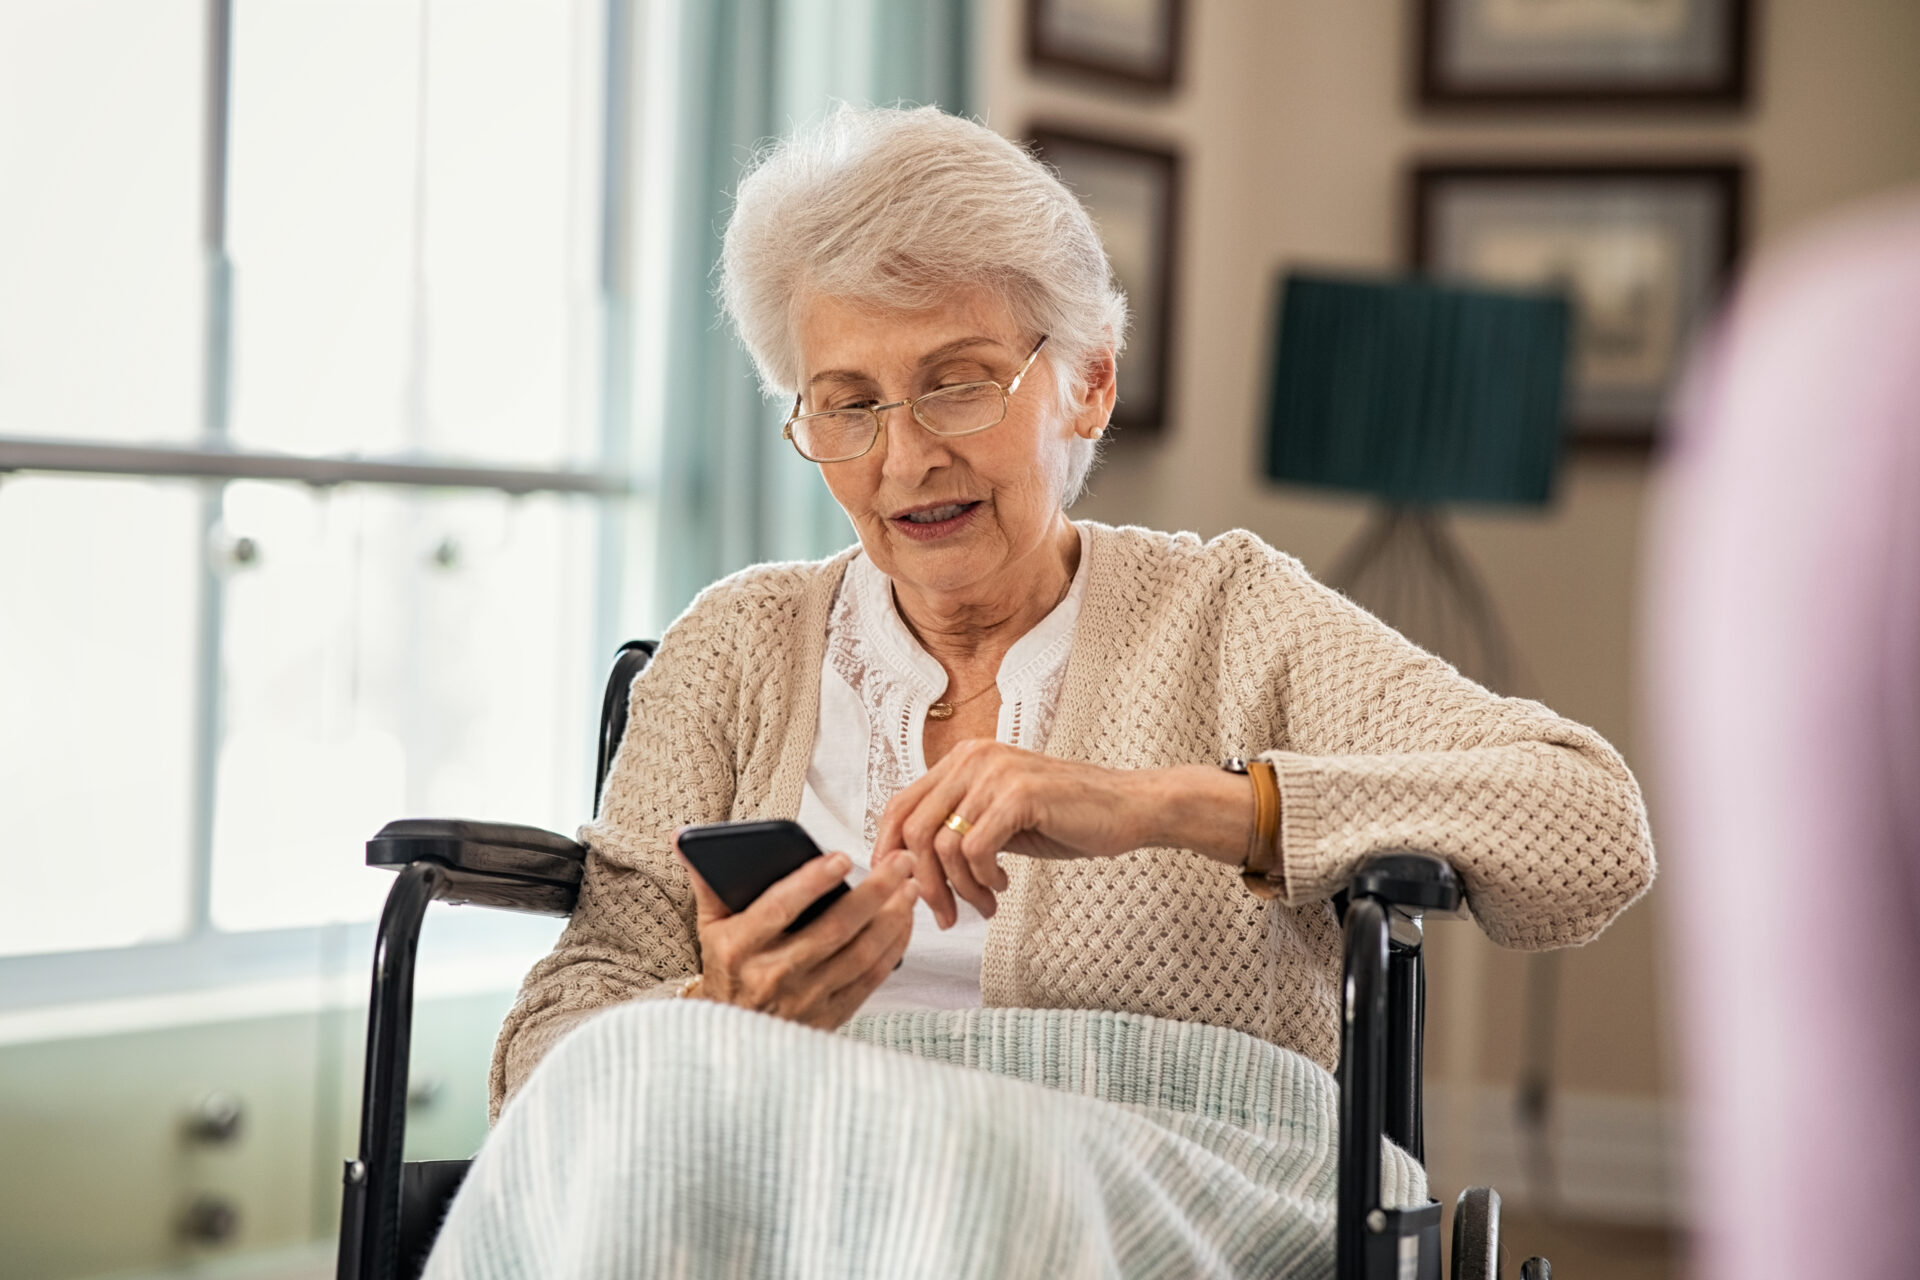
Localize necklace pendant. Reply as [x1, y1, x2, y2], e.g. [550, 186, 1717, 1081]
[926, 701, 955, 721]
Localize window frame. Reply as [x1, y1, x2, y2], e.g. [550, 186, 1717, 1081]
[0, 0, 659, 1027]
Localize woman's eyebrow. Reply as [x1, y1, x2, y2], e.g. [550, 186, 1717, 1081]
[808, 369, 875, 388]
[915, 336, 1005, 367]
[806, 337, 1006, 388]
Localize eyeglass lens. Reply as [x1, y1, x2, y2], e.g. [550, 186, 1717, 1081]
[792, 382, 1006, 461]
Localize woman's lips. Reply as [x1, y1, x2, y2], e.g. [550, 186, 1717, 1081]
[889, 500, 982, 541]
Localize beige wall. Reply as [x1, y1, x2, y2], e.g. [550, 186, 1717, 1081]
[981, 0, 1920, 1107]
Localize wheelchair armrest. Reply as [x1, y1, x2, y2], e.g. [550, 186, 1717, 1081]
[367, 818, 587, 917]
[1347, 851, 1463, 915]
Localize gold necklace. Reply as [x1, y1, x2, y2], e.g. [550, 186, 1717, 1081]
[920, 571, 1073, 721]
[926, 682, 997, 722]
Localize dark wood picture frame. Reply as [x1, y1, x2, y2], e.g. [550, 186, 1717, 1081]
[1410, 159, 1745, 446]
[1026, 0, 1185, 90]
[1029, 126, 1182, 437]
[1416, 0, 1752, 108]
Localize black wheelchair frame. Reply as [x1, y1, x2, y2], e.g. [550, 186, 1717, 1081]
[335, 641, 1551, 1280]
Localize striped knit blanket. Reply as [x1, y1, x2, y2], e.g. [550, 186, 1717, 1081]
[424, 1001, 1426, 1279]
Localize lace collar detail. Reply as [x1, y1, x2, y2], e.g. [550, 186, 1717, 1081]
[825, 526, 1090, 845]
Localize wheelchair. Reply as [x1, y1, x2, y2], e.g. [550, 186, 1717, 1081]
[335, 641, 1552, 1280]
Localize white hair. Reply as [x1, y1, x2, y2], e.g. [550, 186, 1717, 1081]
[719, 104, 1128, 506]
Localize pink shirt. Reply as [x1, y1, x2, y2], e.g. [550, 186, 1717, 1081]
[1648, 191, 1920, 1280]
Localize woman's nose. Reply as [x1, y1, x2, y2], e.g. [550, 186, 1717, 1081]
[874, 406, 951, 479]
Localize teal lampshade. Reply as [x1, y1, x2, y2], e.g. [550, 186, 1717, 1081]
[1264, 273, 1572, 505]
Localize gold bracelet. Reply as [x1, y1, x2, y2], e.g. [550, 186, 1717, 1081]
[1240, 759, 1282, 900]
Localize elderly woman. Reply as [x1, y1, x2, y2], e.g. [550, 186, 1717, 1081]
[487, 105, 1654, 1124]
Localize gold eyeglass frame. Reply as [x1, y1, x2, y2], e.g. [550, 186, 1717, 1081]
[781, 335, 1050, 463]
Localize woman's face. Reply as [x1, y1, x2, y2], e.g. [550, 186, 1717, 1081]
[792, 287, 1106, 606]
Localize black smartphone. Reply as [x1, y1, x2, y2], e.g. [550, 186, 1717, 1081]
[676, 819, 850, 933]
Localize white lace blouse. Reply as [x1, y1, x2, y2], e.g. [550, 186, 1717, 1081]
[794, 525, 1090, 1012]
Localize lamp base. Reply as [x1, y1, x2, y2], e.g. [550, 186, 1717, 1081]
[1326, 505, 1519, 694]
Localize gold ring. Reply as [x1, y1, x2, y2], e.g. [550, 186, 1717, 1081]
[943, 812, 973, 836]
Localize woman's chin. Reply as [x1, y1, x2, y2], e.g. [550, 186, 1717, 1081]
[873, 524, 1004, 596]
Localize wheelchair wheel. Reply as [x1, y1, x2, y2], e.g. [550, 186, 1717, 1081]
[1452, 1186, 1500, 1280]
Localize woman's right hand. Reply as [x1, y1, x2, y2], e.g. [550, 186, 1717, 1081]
[676, 841, 917, 1030]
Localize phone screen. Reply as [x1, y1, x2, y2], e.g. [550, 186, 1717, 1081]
[677, 819, 850, 932]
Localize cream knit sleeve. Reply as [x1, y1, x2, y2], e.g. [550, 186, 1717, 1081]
[1225, 534, 1655, 950]
[486, 587, 741, 1122]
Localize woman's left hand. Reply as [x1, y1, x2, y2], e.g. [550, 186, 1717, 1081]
[872, 740, 1161, 929]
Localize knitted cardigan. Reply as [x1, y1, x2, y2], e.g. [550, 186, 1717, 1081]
[489, 522, 1655, 1120]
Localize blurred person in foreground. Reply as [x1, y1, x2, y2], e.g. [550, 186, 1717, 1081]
[486, 106, 1653, 1120]
[1650, 192, 1920, 1279]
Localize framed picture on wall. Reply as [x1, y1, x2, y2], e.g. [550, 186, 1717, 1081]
[1029, 127, 1182, 436]
[1027, 0, 1185, 89]
[1411, 160, 1744, 445]
[1417, 0, 1752, 107]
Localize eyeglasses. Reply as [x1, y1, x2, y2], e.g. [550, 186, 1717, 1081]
[782, 336, 1049, 463]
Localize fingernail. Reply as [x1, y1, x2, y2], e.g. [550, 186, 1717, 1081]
[829, 853, 852, 874]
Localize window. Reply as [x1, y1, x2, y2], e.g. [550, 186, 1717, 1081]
[0, 0, 204, 447]
[0, 475, 202, 955]
[1, 0, 208, 957]
[0, 0, 659, 1001]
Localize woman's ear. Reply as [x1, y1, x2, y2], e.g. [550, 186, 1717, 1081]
[1072, 350, 1119, 440]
